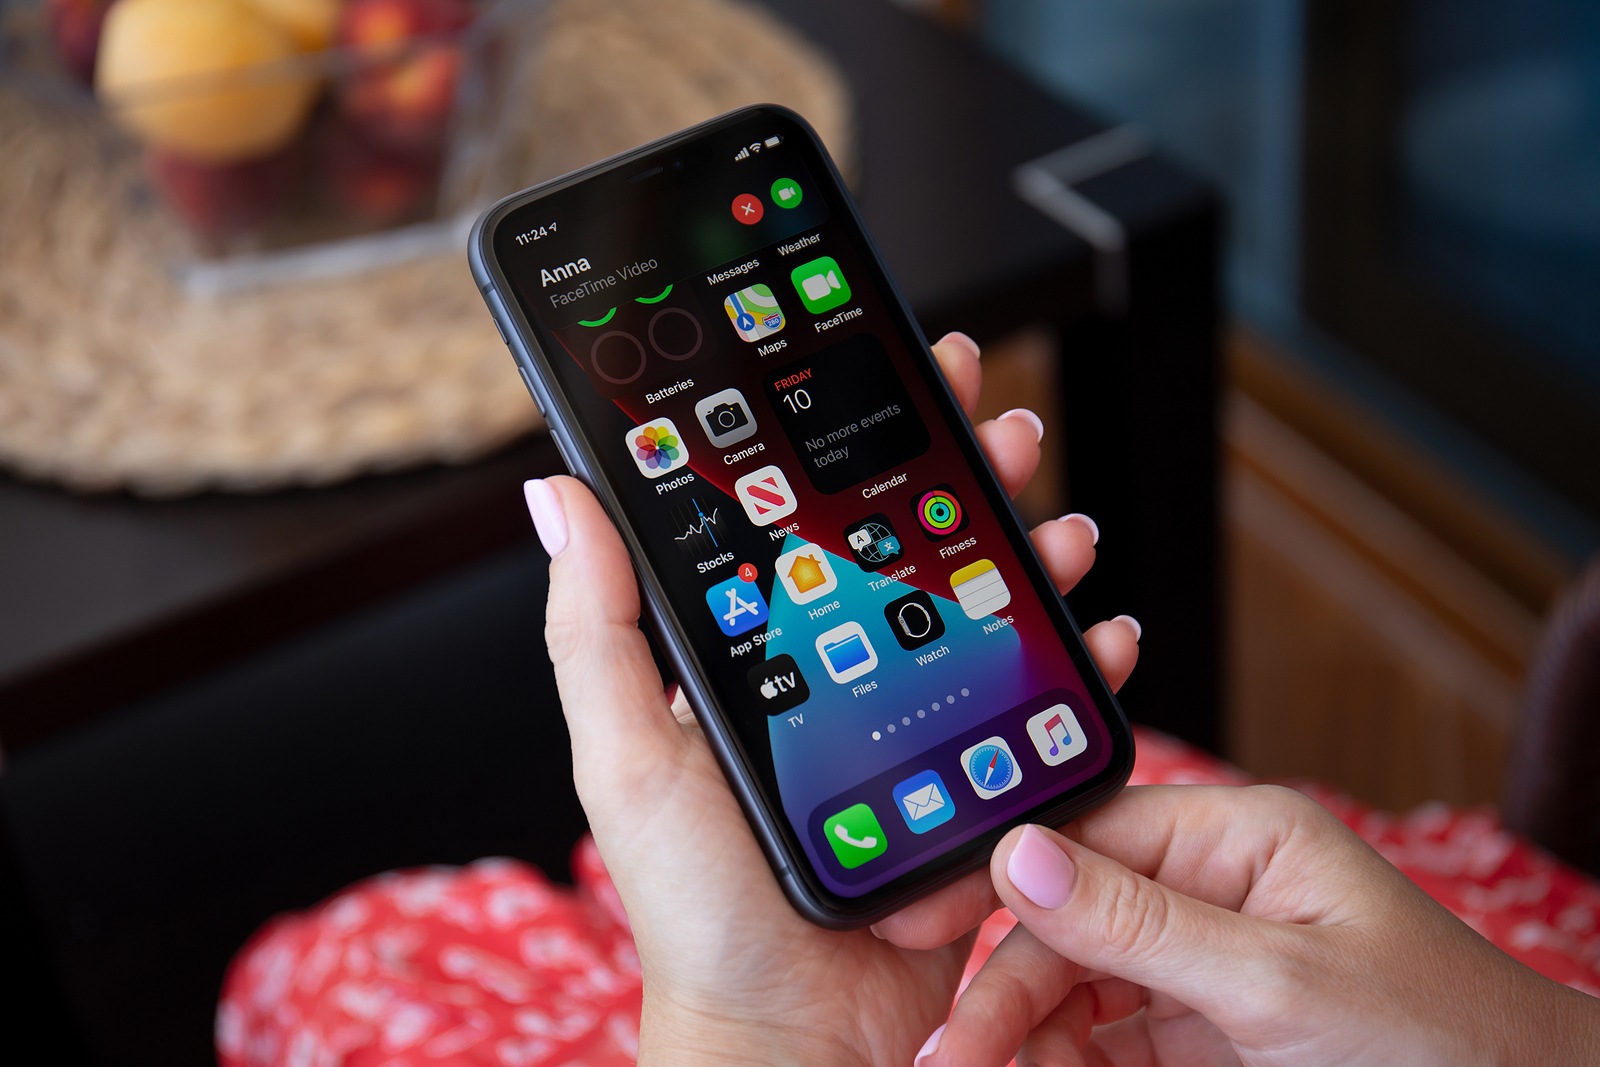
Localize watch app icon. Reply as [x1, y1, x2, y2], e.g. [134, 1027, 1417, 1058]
[883, 589, 945, 651]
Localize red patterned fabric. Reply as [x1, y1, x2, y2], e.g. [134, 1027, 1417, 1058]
[217, 729, 1600, 1065]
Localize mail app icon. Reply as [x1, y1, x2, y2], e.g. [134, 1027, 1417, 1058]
[892, 769, 956, 834]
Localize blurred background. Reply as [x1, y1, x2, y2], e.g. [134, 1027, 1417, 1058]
[2, 0, 1597, 1062]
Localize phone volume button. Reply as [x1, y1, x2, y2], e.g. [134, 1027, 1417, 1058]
[516, 366, 547, 417]
[484, 287, 512, 345]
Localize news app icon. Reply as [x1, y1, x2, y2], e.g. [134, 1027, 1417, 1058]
[1026, 704, 1088, 767]
[734, 465, 799, 526]
[815, 620, 878, 684]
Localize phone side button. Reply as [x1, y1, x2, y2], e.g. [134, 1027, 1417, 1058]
[516, 366, 547, 417]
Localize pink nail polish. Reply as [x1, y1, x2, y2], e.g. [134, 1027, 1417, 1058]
[914, 1023, 946, 1066]
[1059, 512, 1100, 545]
[1113, 614, 1143, 641]
[523, 478, 568, 558]
[999, 407, 1045, 443]
[941, 331, 981, 360]
[1006, 826, 1075, 909]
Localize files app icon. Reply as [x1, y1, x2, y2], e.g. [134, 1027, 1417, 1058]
[893, 769, 955, 833]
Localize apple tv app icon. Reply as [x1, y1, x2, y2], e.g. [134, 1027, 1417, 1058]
[748, 654, 810, 716]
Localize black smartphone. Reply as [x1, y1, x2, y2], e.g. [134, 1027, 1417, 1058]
[469, 104, 1134, 927]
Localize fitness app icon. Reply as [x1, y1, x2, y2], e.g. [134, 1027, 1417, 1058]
[914, 484, 968, 539]
[722, 284, 785, 343]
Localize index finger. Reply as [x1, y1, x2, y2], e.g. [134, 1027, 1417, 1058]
[931, 331, 982, 415]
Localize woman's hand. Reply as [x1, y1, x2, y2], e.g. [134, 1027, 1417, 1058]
[523, 332, 1142, 1065]
[904, 785, 1600, 1066]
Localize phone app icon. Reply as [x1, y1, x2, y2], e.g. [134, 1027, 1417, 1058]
[961, 736, 1023, 800]
[914, 484, 968, 539]
[626, 418, 688, 478]
[844, 514, 902, 571]
[705, 572, 769, 637]
[1026, 703, 1088, 767]
[790, 256, 852, 314]
[695, 386, 759, 447]
[734, 464, 798, 526]
[815, 620, 878, 684]
[770, 177, 802, 208]
[823, 803, 888, 868]
[950, 559, 1011, 619]
[731, 192, 763, 224]
[893, 769, 956, 834]
[748, 653, 810, 716]
[775, 543, 838, 604]
[722, 285, 785, 343]
[883, 589, 945, 651]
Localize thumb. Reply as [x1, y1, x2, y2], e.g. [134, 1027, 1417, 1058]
[524, 476, 686, 793]
[992, 824, 1287, 1022]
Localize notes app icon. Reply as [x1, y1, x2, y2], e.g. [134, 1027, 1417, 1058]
[1026, 704, 1087, 767]
[950, 559, 1010, 619]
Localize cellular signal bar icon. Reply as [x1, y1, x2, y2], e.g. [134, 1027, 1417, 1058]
[734, 146, 751, 161]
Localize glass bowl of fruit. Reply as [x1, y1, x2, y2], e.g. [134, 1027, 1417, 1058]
[4, 0, 543, 291]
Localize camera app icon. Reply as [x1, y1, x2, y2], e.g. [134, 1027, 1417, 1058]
[694, 387, 759, 448]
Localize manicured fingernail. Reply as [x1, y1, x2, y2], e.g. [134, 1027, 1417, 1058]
[999, 407, 1045, 442]
[1007, 826, 1076, 909]
[868, 922, 886, 940]
[1114, 614, 1142, 641]
[914, 1023, 946, 1066]
[1059, 512, 1100, 545]
[523, 478, 568, 558]
[940, 331, 981, 360]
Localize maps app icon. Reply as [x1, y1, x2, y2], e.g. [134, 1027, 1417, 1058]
[723, 284, 785, 342]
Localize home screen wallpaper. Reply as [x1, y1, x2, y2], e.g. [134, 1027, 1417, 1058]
[496, 116, 1118, 900]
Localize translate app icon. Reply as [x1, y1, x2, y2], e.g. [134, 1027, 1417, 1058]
[705, 573, 769, 637]
[723, 283, 785, 342]
[893, 769, 955, 834]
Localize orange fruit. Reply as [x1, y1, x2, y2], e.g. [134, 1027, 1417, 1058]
[97, 0, 320, 163]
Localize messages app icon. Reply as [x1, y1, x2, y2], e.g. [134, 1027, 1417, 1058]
[893, 769, 955, 834]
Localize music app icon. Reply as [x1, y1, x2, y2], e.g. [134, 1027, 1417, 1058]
[1025, 704, 1087, 767]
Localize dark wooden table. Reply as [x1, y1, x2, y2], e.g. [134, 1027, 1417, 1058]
[1, 4, 1219, 1064]
[0, 0, 1218, 753]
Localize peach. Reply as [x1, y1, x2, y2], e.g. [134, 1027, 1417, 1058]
[147, 142, 304, 239]
[336, 0, 471, 151]
[96, 0, 321, 163]
[240, 0, 342, 52]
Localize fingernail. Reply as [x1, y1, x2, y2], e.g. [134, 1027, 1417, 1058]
[868, 922, 886, 940]
[999, 407, 1045, 443]
[914, 1023, 946, 1066]
[1007, 826, 1076, 909]
[1113, 614, 1142, 642]
[940, 331, 981, 360]
[523, 478, 568, 558]
[1058, 512, 1100, 545]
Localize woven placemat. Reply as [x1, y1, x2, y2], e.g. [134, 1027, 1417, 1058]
[0, 0, 853, 496]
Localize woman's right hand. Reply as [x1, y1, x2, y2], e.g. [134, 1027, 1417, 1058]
[891, 784, 1600, 1066]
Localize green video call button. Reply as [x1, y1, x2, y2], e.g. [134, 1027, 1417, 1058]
[771, 177, 803, 208]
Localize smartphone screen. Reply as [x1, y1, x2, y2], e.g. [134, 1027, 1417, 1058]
[475, 106, 1132, 921]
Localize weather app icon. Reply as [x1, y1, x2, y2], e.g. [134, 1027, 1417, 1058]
[723, 283, 785, 342]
